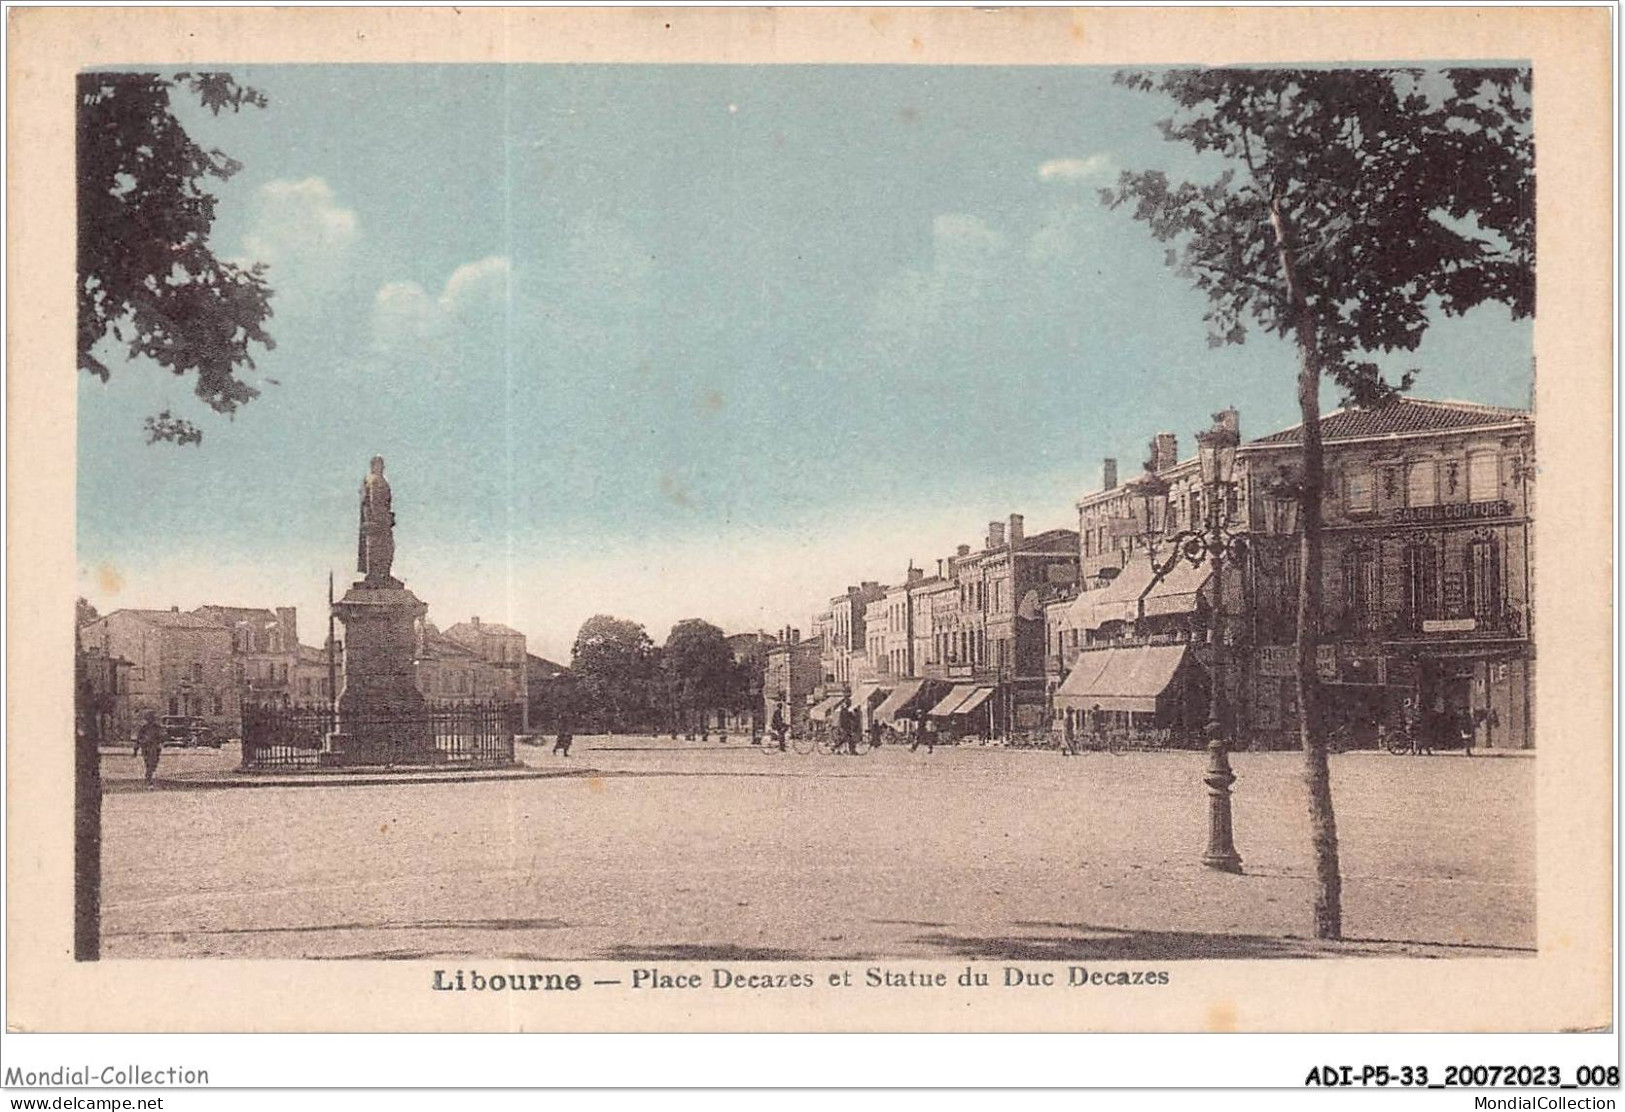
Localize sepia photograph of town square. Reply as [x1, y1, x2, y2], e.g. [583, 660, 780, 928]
[73, 61, 1536, 965]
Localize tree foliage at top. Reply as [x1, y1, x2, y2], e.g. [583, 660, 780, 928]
[569, 614, 661, 732]
[1102, 66, 1534, 942]
[78, 71, 275, 445]
[663, 619, 746, 719]
[1101, 67, 1533, 406]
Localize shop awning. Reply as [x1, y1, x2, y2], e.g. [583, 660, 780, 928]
[928, 684, 979, 717]
[1054, 644, 1192, 713]
[1142, 560, 1211, 618]
[1064, 560, 1157, 630]
[808, 695, 846, 721]
[850, 683, 890, 710]
[954, 687, 996, 716]
[873, 679, 927, 724]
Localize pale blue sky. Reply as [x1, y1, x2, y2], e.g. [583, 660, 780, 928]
[78, 65, 1532, 660]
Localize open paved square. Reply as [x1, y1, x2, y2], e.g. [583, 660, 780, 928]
[101, 739, 1534, 961]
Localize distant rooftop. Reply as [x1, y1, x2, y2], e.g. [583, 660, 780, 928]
[106, 608, 225, 630]
[193, 604, 280, 625]
[444, 619, 524, 638]
[1248, 398, 1530, 447]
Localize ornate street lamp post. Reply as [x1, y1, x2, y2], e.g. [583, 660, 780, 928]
[1127, 417, 1246, 874]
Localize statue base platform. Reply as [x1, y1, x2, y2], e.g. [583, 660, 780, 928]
[331, 580, 434, 766]
[320, 728, 440, 768]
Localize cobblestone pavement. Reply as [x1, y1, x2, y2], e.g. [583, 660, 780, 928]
[100, 737, 1534, 960]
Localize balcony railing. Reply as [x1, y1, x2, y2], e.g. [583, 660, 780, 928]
[1323, 606, 1526, 641]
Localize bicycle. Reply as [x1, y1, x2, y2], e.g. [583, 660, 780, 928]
[1082, 730, 1125, 756]
[815, 733, 872, 756]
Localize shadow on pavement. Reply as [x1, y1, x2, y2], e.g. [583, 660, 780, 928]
[111, 916, 573, 939]
[913, 921, 1533, 960]
[596, 943, 813, 961]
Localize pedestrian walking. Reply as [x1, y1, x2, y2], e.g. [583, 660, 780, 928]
[771, 704, 787, 752]
[1086, 704, 1106, 753]
[840, 707, 859, 756]
[136, 710, 164, 784]
[552, 718, 574, 758]
[1061, 712, 1078, 757]
[1400, 697, 1422, 755]
[1417, 699, 1441, 756]
[1459, 707, 1480, 757]
[910, 710, 935, 754]
[868, 714, 883, 752]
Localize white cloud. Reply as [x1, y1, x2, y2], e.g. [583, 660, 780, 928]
[1037, 154, 1116, 182]
[441, 256, 513, 312]
[369, 256, 512, 352]
[239, 178, 359, 314]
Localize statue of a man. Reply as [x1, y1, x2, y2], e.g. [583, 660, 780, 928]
[357, 455, 397, 585]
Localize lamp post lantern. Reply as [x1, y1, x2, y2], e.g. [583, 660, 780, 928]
[1130, 416, 1246, 874]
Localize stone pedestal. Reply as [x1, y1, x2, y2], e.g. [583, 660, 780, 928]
[325, 581, 435, 766]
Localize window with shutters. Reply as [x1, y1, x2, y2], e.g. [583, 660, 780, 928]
[1407, 460, 1438, 507]
[1341, 545, 1380, 625]
[1402, 541, 1440, 625]
[1346, 467, 1375, 514]
[1467, 534, 1502, 619]
[1468, 452, 1500, 502]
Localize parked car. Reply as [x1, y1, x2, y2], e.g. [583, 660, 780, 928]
[159, 715, 218, 748]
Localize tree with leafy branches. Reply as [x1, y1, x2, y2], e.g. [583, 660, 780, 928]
[569, 614, 660, 733]
[662, 619, 745, 735]
[78, 71, 275, 445]
[1103, 66, 1533, 939]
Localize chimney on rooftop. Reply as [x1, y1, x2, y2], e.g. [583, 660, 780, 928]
[987, 521, 1006, 549]
[170, 605, 179, 613]
[957, 544, 971, 557]
[1008, 513, 1024, 546]
[1216, 407, 1240, 437]
[472, 616, 481, 628]
[907, 564, 924, 585]
[1102, 458, 1118, 491]
[1153, 432, 1179, 472]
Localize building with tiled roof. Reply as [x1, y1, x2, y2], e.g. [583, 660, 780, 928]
[78, 607, 238, 730]
[1246, 397, 1530, 446]
[1053, 396, 1534, 751]
[438, 616, 528, 716]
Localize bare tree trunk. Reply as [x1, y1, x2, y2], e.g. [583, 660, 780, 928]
[1270, 197, 1344, 940]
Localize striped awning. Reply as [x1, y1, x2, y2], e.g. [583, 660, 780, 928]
[850, 683, 890, 710]
[808, 695, 846, 722]
[954, 687, 996, 716]
[1065, 560, 1157, 630]
[928, 684, 979, 717]
[1141, 560, 1211, 618]
[1054, 644, 1191, 713]
[873, 679, 928, 724]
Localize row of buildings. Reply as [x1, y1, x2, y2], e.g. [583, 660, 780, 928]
[778, 398, 1535, 751]
[77, 605, 570, 743]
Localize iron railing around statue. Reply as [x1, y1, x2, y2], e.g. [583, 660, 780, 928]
[240, 700, 520, 770]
